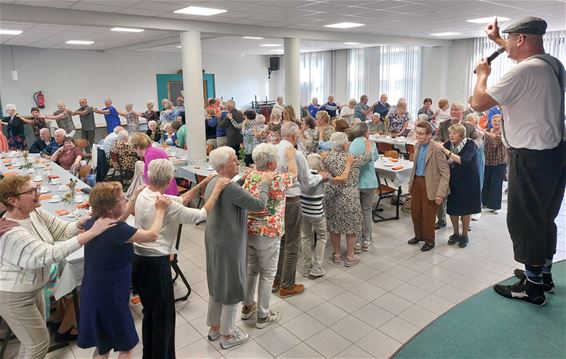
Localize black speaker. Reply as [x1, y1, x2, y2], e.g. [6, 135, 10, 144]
[269, 57, 280, 71]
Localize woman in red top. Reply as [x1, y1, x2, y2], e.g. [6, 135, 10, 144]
[51, 137, 82, 172]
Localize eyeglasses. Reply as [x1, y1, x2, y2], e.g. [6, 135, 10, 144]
[15, 185, 41, 197]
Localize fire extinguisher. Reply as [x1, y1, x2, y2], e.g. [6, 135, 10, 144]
[33, 91, 45, 108]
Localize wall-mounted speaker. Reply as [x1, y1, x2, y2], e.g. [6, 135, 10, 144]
[269, 57, 280, 71]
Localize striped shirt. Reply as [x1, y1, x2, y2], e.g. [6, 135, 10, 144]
[0, 208, 81, 293]
[300, 170, 325, 219]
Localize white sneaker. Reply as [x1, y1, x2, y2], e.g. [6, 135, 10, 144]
[207, 328, 221, 341]
[471, 213, 481, 221]
[309, 265, 326, 278]
[220, 327, 249, 349]
[492, 209, 499, 215]
[353, 242, 362, 254]
[256, 311, 281, 329]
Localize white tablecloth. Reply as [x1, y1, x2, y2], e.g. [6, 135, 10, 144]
[369, 135, 416, 153]
[374, 157, 414, 188]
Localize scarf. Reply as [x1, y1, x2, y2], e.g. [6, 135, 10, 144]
[450, 138, 467, 155]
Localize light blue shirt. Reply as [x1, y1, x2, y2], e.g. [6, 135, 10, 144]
[349, 137, 379, 189]
[415, 142, 429, 176]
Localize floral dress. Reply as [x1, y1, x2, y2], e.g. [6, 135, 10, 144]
[30, 117, 47, 139]
[300, 128, 318, 155]
[387, 111, 411, 133]
[322, 150, 372, 235]
[125, 112, 140, 133]
[4, 115, 27, 150]
[0, 122, 8, 152]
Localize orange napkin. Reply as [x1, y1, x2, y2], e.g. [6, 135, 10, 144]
[6, 166, 14, 169]
[2, 171, 18, 177]
[392, 166, 404, 170]
[55, 209, 70, 216]
[75, 189, 83, 192]
[2, 159, 11, 164]
[77, 201, 90, 209]
[48, 175, 60, 179]
[391, 159, 399, 162]
[38, 194, 53, 201]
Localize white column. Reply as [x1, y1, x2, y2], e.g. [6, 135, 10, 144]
[180, 31, 205, 160]
[284, 37, 300, 116]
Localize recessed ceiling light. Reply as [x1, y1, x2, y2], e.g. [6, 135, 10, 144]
[344, 42, 360, 45]
[260, 44, 282, 47]
[430, 32, 461, 37]
[66, 40, 94, 45]
[466, 16, 510, 24]
[270, 49, 284, 52]
[111, 27, 145, 33]
[176, 45, 181, 48]
[242, 36, 264, 40]
[174, 6, 227, 16]
[0, 29, 23, 35]
[325, 22, 364, 29]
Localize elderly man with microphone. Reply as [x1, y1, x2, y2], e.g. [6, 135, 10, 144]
[471, 17, 566, 306]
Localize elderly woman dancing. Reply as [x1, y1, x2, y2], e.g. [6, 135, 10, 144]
[323, 132, 372, 266]
[133, 159, 229, 359]
[0, 175, 115, 359]
[204, 146, 272, 350]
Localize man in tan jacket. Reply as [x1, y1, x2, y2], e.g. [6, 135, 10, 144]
[408, 121, 450, 251]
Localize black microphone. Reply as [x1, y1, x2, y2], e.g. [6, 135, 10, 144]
[474, 46, 505, 73]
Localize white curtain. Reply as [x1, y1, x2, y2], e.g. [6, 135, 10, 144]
[466, 30, 566, 95]
[300, 51, 332, 106]
[346, 47, 380, 102]
[378, 45, 422, 115]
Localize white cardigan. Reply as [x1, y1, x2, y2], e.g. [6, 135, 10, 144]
[0, 208, 81, 293]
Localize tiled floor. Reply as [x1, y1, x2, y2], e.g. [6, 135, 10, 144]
[4, 190, 565, 359]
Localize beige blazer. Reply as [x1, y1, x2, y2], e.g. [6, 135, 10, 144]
[408, 142, 450, 201]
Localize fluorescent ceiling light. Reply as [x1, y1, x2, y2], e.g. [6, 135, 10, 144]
[430, 32, 461, 37]
[325, 22, 364, 29]
[111, 27, 144, 33]
[344, 42, 360, 45]
[466, 16, 509, 24]
[0, 29, 23, 35]
[174, 6, 227, 16]
[260, 43, 282, 47]
[242, 36, 264, 40]
[270, 49, 284, 52]
[176, 45, 182, 48]
[66, 40, 94, 45]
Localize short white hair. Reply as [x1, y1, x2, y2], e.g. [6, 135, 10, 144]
[5, 104, 16, 111]
[146, 100, 155, 107]
[281, 122, 299, 140]
[117, 130, 129, 141]
[148, 120, 157, 127]
[452, 101, 465, 111]
[252, 143, 278, 170]
[306, 153, 322, 171]
[113, 126, 124, 134]
[418, 114, 429, 122]
[57, 101, 65, 107]
[330, 132, 349, 151]
[54, 128, 67, 136]
[40, 127, 50, 135]
[125, 103, 133, 109]
[349, 98, 357, 106]
[209, 146, 235, 171]
[147, 159, 174, 188]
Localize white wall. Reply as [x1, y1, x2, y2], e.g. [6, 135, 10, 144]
[0, 45, 270, 122]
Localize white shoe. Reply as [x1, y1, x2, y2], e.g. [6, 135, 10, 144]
[492, 209, 499, 215]
[256, 311, 281, 329]
[220, 327, 249, 349]
[471, 213, 481, 221]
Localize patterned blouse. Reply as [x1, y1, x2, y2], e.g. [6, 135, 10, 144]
[387, 110, 411, 133]
[314, 126, 335, 143]
[30, 116, 47, 138]
[368, 121, 385, 135]
[125, 112, 140, 133]
[300, 128, 318, 155]
[484, 134, 507, 166]
[53, 109, 75, 134]
[243, 170, 293, 238]
[111, 140, 138, 173]
[141, 109, 159, 123]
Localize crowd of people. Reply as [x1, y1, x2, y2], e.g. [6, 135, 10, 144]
[0, 15, 564, 359]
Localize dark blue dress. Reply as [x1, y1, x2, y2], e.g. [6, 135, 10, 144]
[445, 140, 482, 216]
[77, 219, 138, 354]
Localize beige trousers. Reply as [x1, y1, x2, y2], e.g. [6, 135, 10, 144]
[0, 289, 49, 359]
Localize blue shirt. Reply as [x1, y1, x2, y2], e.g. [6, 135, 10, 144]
[415, 142, 429, 177]
[43, 140, 62, 156]
[486, 106, 501, 129]
[103, 106, 121, 134]
[349, 137, 379, 189]
[320, 102, 338, 117]
[354, 103, 369, 120]
[308, 104, 319, 118]
[216, 113, 228, 137]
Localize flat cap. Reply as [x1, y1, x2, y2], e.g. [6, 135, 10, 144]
[503, 16, 547, 35]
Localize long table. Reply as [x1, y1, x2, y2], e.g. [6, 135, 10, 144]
[369, 134, 416, 153]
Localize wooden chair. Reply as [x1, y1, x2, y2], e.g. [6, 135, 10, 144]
[206, 144, 214, 156]
[78, 164, 92, 182]
[377, 142, 394, 154]
[75, 138, 91, 160]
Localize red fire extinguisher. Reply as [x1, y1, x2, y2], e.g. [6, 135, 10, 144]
[33, 91, 45, 108]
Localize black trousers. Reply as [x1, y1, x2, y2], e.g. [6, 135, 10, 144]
[81, 129, 95, 153]
[482, 164, 506, 210]
[507, 142, 566, 265]
[133, 255, 176, 359]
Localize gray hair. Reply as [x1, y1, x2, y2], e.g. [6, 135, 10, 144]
[281, 122, 299, 140]
[117, 130, 129, 141]
[348, 98, 357, 106]
[147, 159, 175, 188]
[465, 113, 479, 124]
[113, 126, 124, 134]
[252, 143, 278, 170]
[148, 120, 157, 127]
[352, 122, 368, 139]
[125, 103, 133, 109]
[306, 153, 322, 171]
[39, 127, 50, 135]
[146, 100, 155, 107]
[452, 101, 465, 111]
[330, 132, 349, 151]
[209, 146, 236, 171]
[54, 128, 67, 136]
[418, 114, 429, 122]
[5, 104, 16, 111]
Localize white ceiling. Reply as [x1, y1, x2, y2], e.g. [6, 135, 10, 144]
[0, 0, 565, 54]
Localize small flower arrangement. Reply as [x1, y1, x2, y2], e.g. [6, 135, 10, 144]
[21, 151, 33, 169]
[63, 178, 77, 204]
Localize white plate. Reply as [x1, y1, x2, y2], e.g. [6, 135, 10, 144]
[33, 176, 43, 182]
[207, 166, 214, 171]
[49, 197, 62, 203]
[39, 188, 50, 194]
[383, 163, 393, 167]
